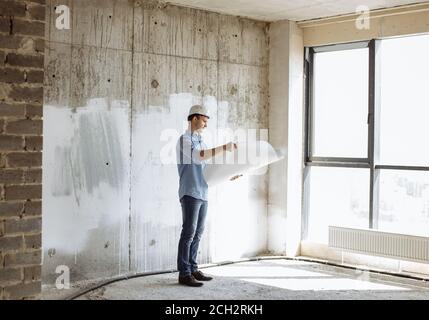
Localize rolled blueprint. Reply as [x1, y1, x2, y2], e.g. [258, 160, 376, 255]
[203, 140, 284, 187]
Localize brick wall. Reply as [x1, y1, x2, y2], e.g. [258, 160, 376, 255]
[0, 0, 44, 300]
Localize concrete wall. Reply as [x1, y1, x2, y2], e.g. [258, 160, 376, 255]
[0, 0, 45, 300]
[42, 0, 269, 285]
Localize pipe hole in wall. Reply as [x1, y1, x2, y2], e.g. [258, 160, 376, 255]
[151, 79, 159, 88]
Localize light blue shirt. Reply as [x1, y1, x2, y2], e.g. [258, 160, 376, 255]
[176, 130, 208, 201]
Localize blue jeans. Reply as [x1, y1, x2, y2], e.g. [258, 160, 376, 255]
[177, 195, 208, 277]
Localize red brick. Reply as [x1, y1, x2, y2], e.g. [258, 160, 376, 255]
[0, 35, 43, 53]
[24, 265, 41, 282]
[0, 1, 26, 18]
[0, 268, 22, 284]
[8, 85, 43, 103]
[23, 201, 40, 216]
[34, 38, 44, 53]
[4, 251, 41, 267]
[23, 168, 41, 183]
[4, 184, 41, 200]
[27, 4, 46, 21]
[0, 103, 26, 117]
[12, 19, 44, 37]
[0, 34, 22, 50]
[4, 217, 41, 234]
[0, 235, 23, 251]
[26, 69, 43, 83]
[0, 17, 10, 33]
[0, 154, 6, 168]
[6, 53, 44, 69]
[0, 135, 23, 151]
[24, 233, 41, 250]
[0, 169, 24, 184]
[3, 281, 41, 299]
[6, 152, 42, 168]
[0, 67, 26, 84]
[25, 136, 42, 151]
[0, 50, 5, 66]
[25, 104, 42, 118]
[0, 201, 24, 218]
[6, 119, 42, 135]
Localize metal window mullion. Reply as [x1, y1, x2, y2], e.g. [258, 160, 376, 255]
[310, 157, 368, 163]
[312, 40, 371, 53]
[301, 47, 313, 241]
[307, 48, 315, 161]
[306, 161, 370, 169]
[375, 165, 429, 172]
[368, 40, 374, 229]
[369, 39, 381, 229]
[372, 169, 380, 229]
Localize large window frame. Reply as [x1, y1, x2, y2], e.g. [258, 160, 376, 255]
[302, 37, 429, 240]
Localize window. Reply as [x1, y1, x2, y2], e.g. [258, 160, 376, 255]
[304, 34, 429, 242]
[307, 167, 369, 244]
[378, 170, 429, 237]
[313, 48, 368, 158]
[379, 34, 429, 166]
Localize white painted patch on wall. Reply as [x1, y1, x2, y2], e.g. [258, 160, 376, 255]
[43, 98, 131, 255]
[43, 92, 268, 276]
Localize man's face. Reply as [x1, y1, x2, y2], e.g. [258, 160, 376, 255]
[194, 115, 209, 133]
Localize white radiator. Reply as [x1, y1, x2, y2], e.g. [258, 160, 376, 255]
[328, 226, 429, 263]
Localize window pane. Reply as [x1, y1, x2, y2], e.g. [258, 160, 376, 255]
[313, 48, 368, 158]
[378, 170, 429, 237]
[306, 167, 370, 244]
[379, 34, 429, 166]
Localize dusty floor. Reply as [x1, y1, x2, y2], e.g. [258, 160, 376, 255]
[43, 259, 429, 300]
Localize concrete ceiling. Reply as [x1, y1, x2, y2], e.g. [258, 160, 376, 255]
[165, 0, 429, 21]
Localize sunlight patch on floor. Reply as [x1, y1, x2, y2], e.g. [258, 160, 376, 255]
[204, 264, 333, 278]
[240, 277, 409, 291]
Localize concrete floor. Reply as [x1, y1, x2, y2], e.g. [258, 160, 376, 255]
[60, 259, 429, 300]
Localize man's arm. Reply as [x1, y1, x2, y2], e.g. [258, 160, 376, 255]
[199, 142, 237, 161]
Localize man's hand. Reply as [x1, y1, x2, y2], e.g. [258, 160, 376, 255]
[230, 174, 243, 181]
[224, 142, 237, 152]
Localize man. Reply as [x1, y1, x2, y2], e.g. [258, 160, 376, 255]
[176, 104, 240, 287]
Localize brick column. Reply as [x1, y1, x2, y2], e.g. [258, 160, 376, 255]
[0, 0, 45, 300]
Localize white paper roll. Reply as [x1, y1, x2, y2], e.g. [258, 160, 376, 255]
[203, 140, 284, 187]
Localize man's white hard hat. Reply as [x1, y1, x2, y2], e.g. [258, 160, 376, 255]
[188, 104, 210, 119]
